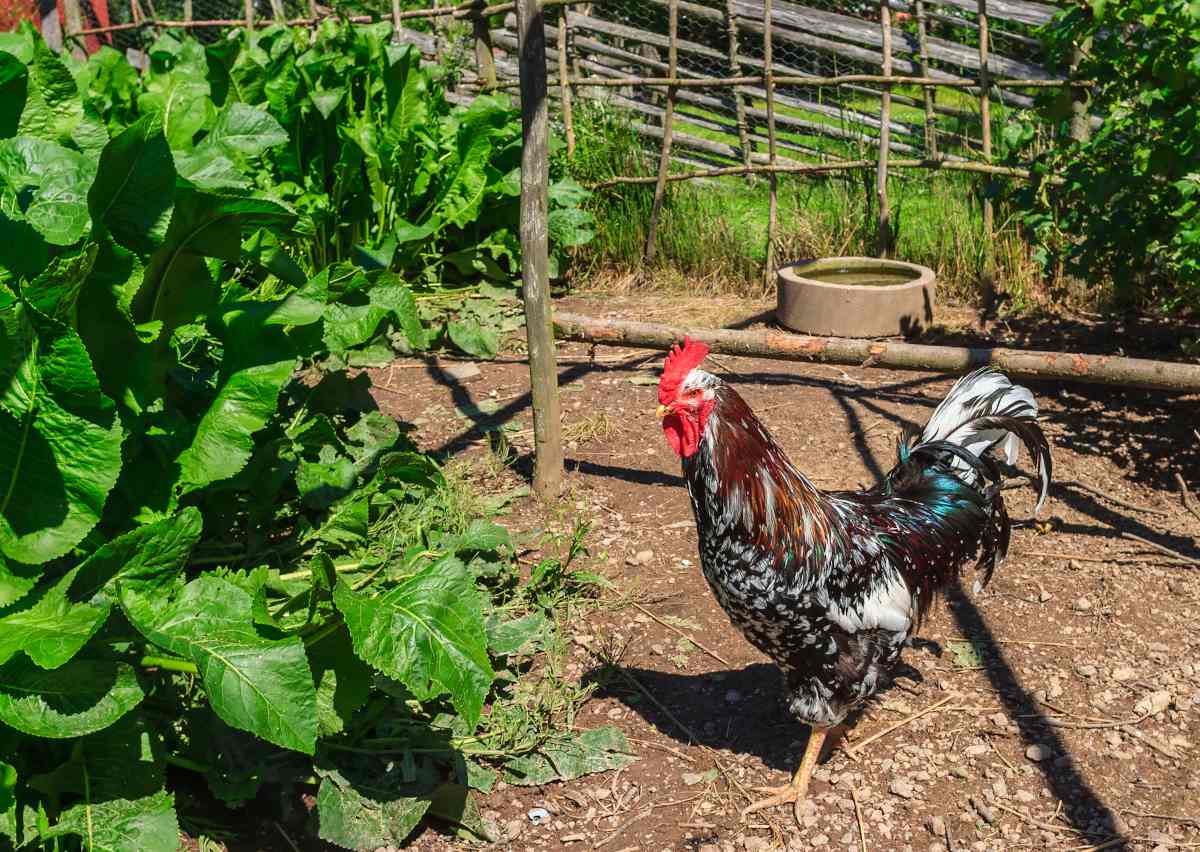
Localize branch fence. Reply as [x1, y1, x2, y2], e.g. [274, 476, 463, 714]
[47, 0, 1085, 271]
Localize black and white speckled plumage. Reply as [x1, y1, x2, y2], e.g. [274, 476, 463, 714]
[672, 367, 1051, 728]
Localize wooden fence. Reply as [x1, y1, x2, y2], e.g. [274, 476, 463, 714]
[61, 0, 1088, 267]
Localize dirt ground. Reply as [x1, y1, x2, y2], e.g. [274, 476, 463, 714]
[362, 294, 1200, 852]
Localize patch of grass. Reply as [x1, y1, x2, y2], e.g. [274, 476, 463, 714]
[559, 99, 1049, 308]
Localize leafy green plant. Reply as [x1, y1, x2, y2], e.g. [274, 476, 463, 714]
[0, 22, 627, 851]
[1005, 0, 1200, 313]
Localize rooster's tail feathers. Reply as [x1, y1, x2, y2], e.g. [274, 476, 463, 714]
[912, 367, 1052, 513]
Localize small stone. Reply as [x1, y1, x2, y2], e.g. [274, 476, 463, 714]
[1038, 589, 1052, 602]
[1025, 744, 1052, 762]
[505, 818, 525, 840]
[743, 839, 770, 852]
[1136, 690, 1172, 716]
[928, 844, 948, 852]
[926, 815, 947, 836]
[964, 744, 989, 757]
[1073, 597, 1092, 612]
[1076, 664, 1098, 678]
[971, 797, 996, 825]
[889, 778, 917, 799]
[1112, 666, 1136, 682]
[950, 765, 969, 779]
[725, 689, 743, 704]
[699, 846, 721, 852]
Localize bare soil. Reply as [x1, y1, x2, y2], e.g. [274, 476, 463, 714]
[363, 294, 1200, 852]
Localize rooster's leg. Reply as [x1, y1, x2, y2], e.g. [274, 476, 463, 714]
[741, 725, 828, 823]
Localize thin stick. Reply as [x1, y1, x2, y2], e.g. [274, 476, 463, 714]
[493, 72, 1092, 91]
[991, 801, 1076, 836]
[914, 0, 937, 158]
[946, 636, 1079, 648]
[724, 0, 753, 176]
[977, 0, 993, 249]
[624, 735, 697, 765]
[631, 601, 730, 665]
[1123, 726, 1184, 760]
[244, 0, 253, 30]
[876, 0, 893, 257]
[557, 13, 574, 153]
[987, 734, 1016, 772]
[1119, 809, 1200, 828]
[1119, 532, 1198, 567]
[1059, 477, 1170, 517]
[1176, 471, 1200, 524]
[643, 0, 678, 265]
[1037, 711, 1152, 731]
[851, 787, 868, 852]
[844, 694, 955, 760]
[763, 0, 778, 290]
[588, 158, 1047, 189]
[1017, 549, 1190, 566]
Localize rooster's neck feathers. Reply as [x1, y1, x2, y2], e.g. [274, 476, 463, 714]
[683, 383, 844, 577]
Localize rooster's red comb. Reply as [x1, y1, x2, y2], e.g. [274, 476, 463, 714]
[658, 336, 710, 404]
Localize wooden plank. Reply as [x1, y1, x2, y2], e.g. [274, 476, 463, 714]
[515, 0, 564, 498]
[979, 0, 993, 247]
[764, 0, 778, 288]
[914, 0, 937, 157]
[557, 13, 574, 152]
[877, 0, 893, 257]
[926, 0, 1057, 26]
[725, 0, 753, 173]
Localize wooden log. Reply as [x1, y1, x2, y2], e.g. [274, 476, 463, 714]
[556, 13, 574, 151]
[516, 0, 564, 498]
[644, 0, 679, 264]
[476, 12, 499, 88]
[551, 313, 1200, 393]
[1068, 39, 1091, 144]
[914, 0, 937, 158]
[244, 0, 253, 29]
[763, 0, 778, 289]
[61, 0, 87, 58]
[876, 0, 893, 257]
[930, 0, 1056, 27]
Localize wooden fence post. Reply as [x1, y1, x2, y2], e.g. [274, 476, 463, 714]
[475, 13, 499, 88]
[763, 0, 778, 290]
[557, 12, 575, 154]
[876, 0, 892, 257]
[643, 0, 679, 265]
[1068, 39, 1091, 143]
[978, 0, 993, 247]
[724, 0, 753, 178]
[516, 0, 565, 499]
[244, 0, 254, 29]
[914, 0, 937, 158]
[61, 0, 86, 59]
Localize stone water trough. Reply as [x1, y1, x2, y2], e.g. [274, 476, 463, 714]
[776, 257, 935, 338]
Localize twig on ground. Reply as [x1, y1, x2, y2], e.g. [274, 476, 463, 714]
[1019, 549, 1192, 566]
[1119, 809, 1199, 828]
[1058, 478, 1170, 517]
[624, 735, 697, 765]
[1122, 726, 1184, 760]
[1119, 532, 1199, 566]
[987, 734, 1017, 772]
[991, 801, 1075, 836]
[594, 809, 650, 849]
[843, 694, 956, 760]
[851, 787, 868, 852]
[946, 635, 1079, 648]
[631, 601, 730, 665]
[1176, 471, 1200, 524]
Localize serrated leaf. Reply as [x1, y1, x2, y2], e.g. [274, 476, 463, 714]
[334, 555, 493, 728]
[50, 790, 177, 852]
[0, 566, 110, 669]
[0, 136, 96, 245]
[29, 712, 165, 802]
[71, 507, 202, 607]
[485, 610, 549, 657]
[173, 146, 248, 191]
[317, 769, 435, 851]
[446, 318, 498, 359]
[0, 556, 38, 608]
[88, 116, 175, 254]
[120, 574, 317, 754]
[503, 726, 636, 786]
[0, 656, 145, 738]
[0, 298, 123, 564]
[202, 101, 286, 159]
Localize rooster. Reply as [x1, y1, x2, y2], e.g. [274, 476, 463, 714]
[654, 338, 1051, 819]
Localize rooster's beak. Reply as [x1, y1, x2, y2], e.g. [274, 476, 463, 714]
[655, 404, 670, 419]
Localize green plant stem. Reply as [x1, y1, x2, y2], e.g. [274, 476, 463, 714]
[277, 560, 363, 582]
[140, 655, 200, 675]
[166, 754, 211, 774]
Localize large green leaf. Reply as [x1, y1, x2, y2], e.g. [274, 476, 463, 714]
[317, 769, 435, 851]
[50, 791, 178, 852]
[0, 136, 97, 245]
[0, 656, 146, 738]
[136, 60, 212, 150]
[88, 116, 175, 254]
[28, 712, 165, 802]
[120, 574, 317, 754]
[17, 34, 106, 151]
[334, 555, 493, 728]
[0, 566, 110, 669]
[502, 726, 637, 786]
[0, 556, 38, 608]
[201, 101, 287, 159]
[382, 44, 428, 142]
[0, 53, 27, 139]
[0, 298, 123, 564]
[72, 508, 202, 607]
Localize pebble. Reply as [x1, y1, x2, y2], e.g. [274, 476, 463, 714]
[742, 839, 770, 852]
[1135, 690, 1172, 716]
[626, 549, 654, 566]
[1112, 666, 1136, 682]
[926, 815, 946, 836]
[1025, 744, 1052, 762]
[1073, 596, 1092, 612]
[889, 778, 917, 799]
[1076, 664, 1098, 678]
[505, 818, 525, 840]
[1038, 589, 1053, 602]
